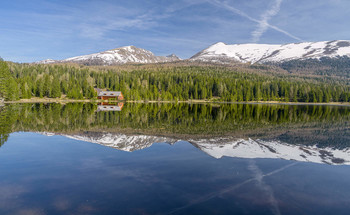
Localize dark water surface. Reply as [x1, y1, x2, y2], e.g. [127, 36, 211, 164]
[0, 103, 350, 215]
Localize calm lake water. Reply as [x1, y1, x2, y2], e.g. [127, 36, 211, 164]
[0, 103, 350, 215]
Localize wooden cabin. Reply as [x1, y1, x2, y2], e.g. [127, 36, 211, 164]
[96, 89, 124, 100]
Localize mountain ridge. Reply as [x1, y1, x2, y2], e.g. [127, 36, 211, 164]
[35, 40, 350, 65]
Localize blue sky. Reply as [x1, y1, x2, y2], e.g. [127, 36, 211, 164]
[1, 0, 350, 62]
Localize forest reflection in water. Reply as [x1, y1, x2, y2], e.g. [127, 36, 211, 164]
[0, 103, 350, 146]
[1, 102, 349, 150]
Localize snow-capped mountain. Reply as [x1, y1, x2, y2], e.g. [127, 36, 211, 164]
[37, 46, 180, 65]
[191, 40, 350, 64]
[40, 132, 350, 165]
[35, 40, 350, 65]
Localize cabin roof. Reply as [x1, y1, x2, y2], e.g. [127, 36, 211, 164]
[98, 91, 122, 97]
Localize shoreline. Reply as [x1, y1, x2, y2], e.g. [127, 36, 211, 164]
[127, 100, 350, 107]
[4, 98, 99, 104]
[3, 98, 350, 106]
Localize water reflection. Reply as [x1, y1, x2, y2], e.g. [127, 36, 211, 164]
[1, 132, 350, 215]
[97, 102, 124, 112]
[191, 138, 350, 165]
[0, 102, 349, 163]
[0, 101, 350, 214]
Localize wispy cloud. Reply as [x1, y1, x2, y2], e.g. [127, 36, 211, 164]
[72, 3, 159, 40]
[79, 16, 155, 40]
[208, 0, 302, 42]
[252, 0, 283, 42]
[165, 0, 206, 13]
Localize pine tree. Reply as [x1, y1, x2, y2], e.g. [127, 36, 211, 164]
[43, 75, 51, 97]
[36, 79, 44, 98]
[51, 79, 61, 98]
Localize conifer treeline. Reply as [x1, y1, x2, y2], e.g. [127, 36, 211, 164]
[0, 59, 19, 100]
[2, 61, 350, 102]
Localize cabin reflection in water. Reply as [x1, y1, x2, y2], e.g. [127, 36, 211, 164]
[97, 102, 124, 112]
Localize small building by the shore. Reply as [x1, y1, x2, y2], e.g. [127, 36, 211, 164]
[96, 88, 124, 101]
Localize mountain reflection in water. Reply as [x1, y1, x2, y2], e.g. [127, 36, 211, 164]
[38, 131, 350, 165]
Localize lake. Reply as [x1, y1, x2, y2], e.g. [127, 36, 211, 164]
[0, 103, 350, 215]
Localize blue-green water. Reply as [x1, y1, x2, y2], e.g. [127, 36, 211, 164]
[0, 103, 349, 214]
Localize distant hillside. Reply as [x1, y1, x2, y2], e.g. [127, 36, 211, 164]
[267, 56, 350, 78]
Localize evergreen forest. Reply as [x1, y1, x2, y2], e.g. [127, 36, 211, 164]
[1, 59, 349, 102]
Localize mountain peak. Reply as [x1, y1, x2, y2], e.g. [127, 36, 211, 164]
[109, 45, 147, 53]
[206, 42, 227, 51]
[166, 54, 181, 60]
[211, 42, 226, 47]
[34, 59, 57, 64]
